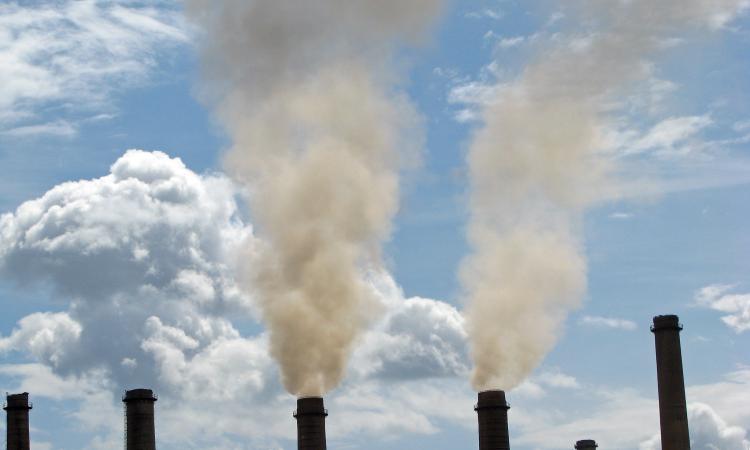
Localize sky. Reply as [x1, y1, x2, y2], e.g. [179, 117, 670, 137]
[0, 1, 749, 449]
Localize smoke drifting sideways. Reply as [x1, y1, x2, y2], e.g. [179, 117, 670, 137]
[185, 1, 443, 397]
[463, 0, 749, 391]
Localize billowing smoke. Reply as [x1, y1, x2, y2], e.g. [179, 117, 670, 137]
[463, 0, 748, 391]
[185, 1, 443, 396]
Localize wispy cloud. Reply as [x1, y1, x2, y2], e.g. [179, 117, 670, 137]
[695, 284, 750, 333]
[609, 212, 633, 220]
[0, 1, 188, 134]
[579, 315, 638, 331]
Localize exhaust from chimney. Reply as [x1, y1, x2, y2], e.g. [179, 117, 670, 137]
[123, 388, 157, 450]
[651, 315, 691, 450]
[294, 397, 328, 450]
[575, 439, 598, 449]
[475, 390, 511, 450]
[4, 392, 31, 450]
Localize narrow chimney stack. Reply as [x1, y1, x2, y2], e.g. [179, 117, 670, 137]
[575, 439, 598, 449]
[294, 397, 328, 450]
[475, 390, 511, 450]
[4, 392, 32, 450]
[651, 315, 691, 450]
[123, 388, 157, 450]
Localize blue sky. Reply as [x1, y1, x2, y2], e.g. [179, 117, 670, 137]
[0, 1, 749, 449]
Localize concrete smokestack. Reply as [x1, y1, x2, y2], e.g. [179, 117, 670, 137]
[4, 392, 32, 450]
[294, 397, 328, 450]
[123, 388, 157, 450]
[575, 439, 598, 449]
[475, 390, 511, 450]
[651, 315, 691, 450]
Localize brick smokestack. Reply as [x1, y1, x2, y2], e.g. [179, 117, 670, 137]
[4, 392, 32, 450]
[651, 315, 691, 450]
[575, 439, 598, 449]
[294, 397, 328, 450]
[123, 388, 157, 450]
[475, 390, 511, 450]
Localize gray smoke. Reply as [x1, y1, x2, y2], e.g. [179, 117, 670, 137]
[463, 0, 748, 391]
[185, 1, 443, 396]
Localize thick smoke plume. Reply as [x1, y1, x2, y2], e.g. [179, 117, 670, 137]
[186, 1, 442, 396]
[464, 0, 748, 391]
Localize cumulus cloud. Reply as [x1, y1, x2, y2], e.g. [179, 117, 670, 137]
[579, 315, 638, 331]
[695, 284, 750, 333]
[0, 1, 188, 133]
[640, 403, 750, 450]
[0, 149, 478, 448]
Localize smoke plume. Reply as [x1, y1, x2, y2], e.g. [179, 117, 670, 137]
[463, 0, 748, 391]
[186, 1, 443, 396]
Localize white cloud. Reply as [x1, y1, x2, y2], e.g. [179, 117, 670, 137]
[0, 149, 481, 448]
[1, 120, 78, 138]
[465, 7, 504, 20]
[0, 312, 82, 368]
[695, 284, 750, 333]
[579, 315, 638, 331]
[497, 36, 526, 49]
[609, 211, 633, 220]
[0, 1, 188, 132]
[626, 115, 714, 156]
[640, 403, 750, 450]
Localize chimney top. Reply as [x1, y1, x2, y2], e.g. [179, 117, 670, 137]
[475, 390, 510, 411]
[651, 315, 682, 332]
[575, 439, 598, 449]
[123, 389, 157, 402]
[4, 392, 32, 410]
[294, 397, 328, 418]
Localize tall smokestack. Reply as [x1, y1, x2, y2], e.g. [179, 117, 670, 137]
[575, 439, 598, 449]
[475, 390, 511, 450]
[123, 388, 157, 450]
[294, 397, 327, 450]
[651, 315, 691, 450]
[4, 392, 31, 450]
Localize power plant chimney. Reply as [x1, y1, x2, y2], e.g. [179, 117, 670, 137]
[651, 315, 691, 450]
[475, 390, 511, 450]
[4, 392, 32, 450]
[123, 388, 157, 450]
[575, 439, 598, 449]
[294, 397, 328, 450]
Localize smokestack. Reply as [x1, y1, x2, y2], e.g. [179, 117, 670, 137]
[123, 388, 157, 450]
[651, 315, 691, 450]
[475, 390, 511, 450]
[575, 440, 598, 449]
[4, 392, 32, 450]
[294, 397, 328, 450]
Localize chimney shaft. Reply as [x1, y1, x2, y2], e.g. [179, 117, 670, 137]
[475, 390, 511, 450]
[123, 388, 157, 450]
[4, 392, 31, 450]
[651, 315, 691, 450]
[294, 397, 328, 450]
[575, 439, 598, 449]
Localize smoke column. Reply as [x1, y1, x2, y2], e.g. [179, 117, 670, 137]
[186, 1, 443, 396]
[463, 0, 748, 391]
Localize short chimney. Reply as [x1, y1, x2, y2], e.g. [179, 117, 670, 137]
[123, 388, 157, 450]
[475, 390, 511, 450]
[575, 439, 598, 449]
[294, 397, 327, 450]
[4, 392, 32, 450]
[651, 315, 691, 450]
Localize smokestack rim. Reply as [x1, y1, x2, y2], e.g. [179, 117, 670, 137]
[574, 439, 598, 449]
[3, 392, 32, 411]
[651, 314, 682, 333]
[293, 396, 328, 418]
[474, 389, 510, 411]
[122, 388, 158, 403]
